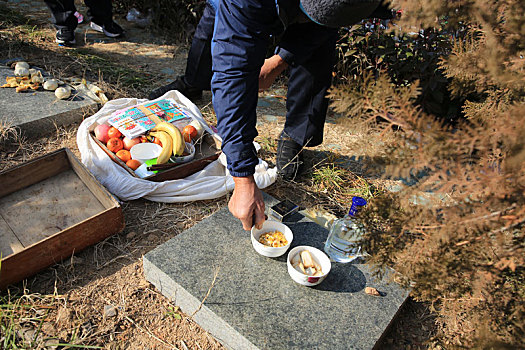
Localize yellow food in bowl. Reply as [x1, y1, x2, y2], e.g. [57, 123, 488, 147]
[258, 230, 288, 247]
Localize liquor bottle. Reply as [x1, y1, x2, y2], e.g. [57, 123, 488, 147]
[324, 196, 367, 263]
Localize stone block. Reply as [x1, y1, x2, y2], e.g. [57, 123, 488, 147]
[144, 194, 409, 349]
[0, 67, 99, 139]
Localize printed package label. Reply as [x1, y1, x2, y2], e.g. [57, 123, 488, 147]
[108, 99, 191, 139]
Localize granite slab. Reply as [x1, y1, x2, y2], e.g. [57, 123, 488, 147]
[144, 194, 409, 350]
[0, 66, 99, 139]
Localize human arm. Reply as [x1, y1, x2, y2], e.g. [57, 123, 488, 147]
[229, 176, 265, 230]
[259, 54, 289, 91]
[212, 0, 280, 228]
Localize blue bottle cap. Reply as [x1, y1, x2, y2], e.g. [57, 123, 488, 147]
[348, 196, 367, 216]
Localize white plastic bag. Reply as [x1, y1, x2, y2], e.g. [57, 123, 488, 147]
[77, 90, 277, 202]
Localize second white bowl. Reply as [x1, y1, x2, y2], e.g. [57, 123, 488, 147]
[287, 246, 331, 287]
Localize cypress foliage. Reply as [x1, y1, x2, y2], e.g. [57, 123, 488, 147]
[330, 0, 524, 346]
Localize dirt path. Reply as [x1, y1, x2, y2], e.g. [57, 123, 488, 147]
[1, 1, 437, 349]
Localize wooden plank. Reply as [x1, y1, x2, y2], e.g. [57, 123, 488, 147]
[66, 149, 119, 209]
[89, 133, 137, 177]
[148, 153, 220, 182]
[147, 136, 220, 181]
[0, 148, 70, 198]
[0, 169, 106, 247]
[0, 214, 24, 258]
[0, 207, 124, 289]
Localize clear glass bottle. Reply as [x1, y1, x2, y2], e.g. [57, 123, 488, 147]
[324, 196, 367, 263]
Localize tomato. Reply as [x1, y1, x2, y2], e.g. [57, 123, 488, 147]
[107, 137, 124, 153]
[183, 125, 198, 142]
[108, 127, 122, 139]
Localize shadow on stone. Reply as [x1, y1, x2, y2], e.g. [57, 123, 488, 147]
[314, 263, 367, 293]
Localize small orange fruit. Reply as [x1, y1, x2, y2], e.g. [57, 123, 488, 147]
[116, 149, 131, 162]
[107, 137, 124, 153]
[126, 159, 141, 170]
[107, 126, 122, 139]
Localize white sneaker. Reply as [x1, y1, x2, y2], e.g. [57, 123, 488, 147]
[90, 21, 124, 38]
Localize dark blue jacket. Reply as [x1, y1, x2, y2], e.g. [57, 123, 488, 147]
[210, 0, 389, 177]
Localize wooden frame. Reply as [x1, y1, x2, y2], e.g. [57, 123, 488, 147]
[0, 148, 124, 289]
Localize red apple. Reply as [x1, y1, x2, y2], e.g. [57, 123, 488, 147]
[123, 136, 141, 150]
[94, 124, 111, 143]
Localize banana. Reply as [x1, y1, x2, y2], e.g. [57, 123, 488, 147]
[149, 131, 173, 164]
[152, 122, 185, 156]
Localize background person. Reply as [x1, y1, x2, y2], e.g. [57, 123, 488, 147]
[44, 0, 124, 45]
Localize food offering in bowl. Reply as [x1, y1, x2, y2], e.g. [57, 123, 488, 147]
[287, 246, 331, 286]
[251, 220, 293, 258]
[169, 142, 195, 164]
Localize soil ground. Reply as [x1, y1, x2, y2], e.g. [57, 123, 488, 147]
[0, 1, 439, 349]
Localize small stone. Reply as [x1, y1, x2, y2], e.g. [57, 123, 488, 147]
[365, 287, 382, 296]
[148, 233, 159, 242]
[103, 304, 117, 318]
[126, 231, 137, 239]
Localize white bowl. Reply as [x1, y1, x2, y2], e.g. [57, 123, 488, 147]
[251, 220, 293, 258]
[130, 143, 162, 164]
[287, 246, 331, 287]
[169, 142, 195, 164]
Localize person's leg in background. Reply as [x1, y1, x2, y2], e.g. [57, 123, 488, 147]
[276, 22, 338, 180]
[85, 0, 124, 38]
[44, 0, 78, 45]
[148, 2, 216, 100]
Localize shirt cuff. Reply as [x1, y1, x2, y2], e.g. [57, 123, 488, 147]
[275, 46, 297, 67]
[223, 146, 258, 177]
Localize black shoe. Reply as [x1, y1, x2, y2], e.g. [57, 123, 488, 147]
[148, 76, 203, 100]
[276, 131, 304, 181]
[90, 20, 124, 38]
[56, 28, 76, 45]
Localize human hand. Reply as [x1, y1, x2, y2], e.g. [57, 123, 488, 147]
[258, 55, 289, 91]
[229, 176, 266, 230]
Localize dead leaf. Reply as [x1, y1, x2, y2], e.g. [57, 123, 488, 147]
[365, 287, 381, 296]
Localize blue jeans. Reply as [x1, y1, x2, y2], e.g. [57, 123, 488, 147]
[185, 2, 215, 90]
